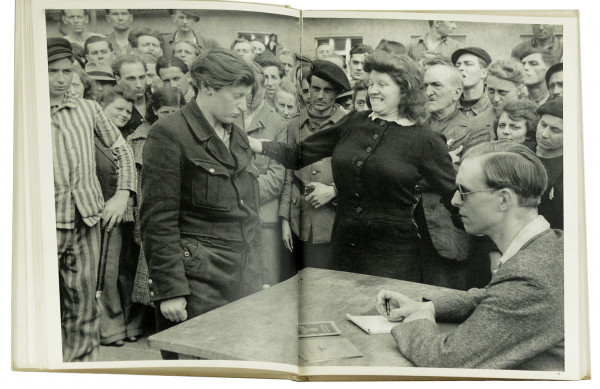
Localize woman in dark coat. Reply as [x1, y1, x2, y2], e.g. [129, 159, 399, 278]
[250, 51, 458, 281]
[140, 48, 263, 358]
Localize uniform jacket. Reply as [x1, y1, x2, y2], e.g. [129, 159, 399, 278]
[238, 103, 288, 225]
[392, 227, 564, 370]
[140, 100, 262, 302]
[278, 105, 349, 243]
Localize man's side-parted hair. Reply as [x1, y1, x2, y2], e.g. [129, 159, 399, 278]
[254, 52, 285, 79]
[364, 50, 427, 124]
[112, 54, 147, 77]
[349, 44, 374, 57]
[464, 140, 548, 208]
[488, 59, 525, 86]
[84, 36, 113, 55]
[190, 48, 255, 91]
[128, 28, 165, 50]
[156, 56, 189, 77]
[519, 47, 559, 67]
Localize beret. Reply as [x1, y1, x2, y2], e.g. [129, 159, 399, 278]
[545, 62, 563, 84]
[47, 37, 73, 63]
[309, 60, 351, 93]
[85, 61, 116, 81]
[537, 96, 563, 119]
[451, 47, 492, 66]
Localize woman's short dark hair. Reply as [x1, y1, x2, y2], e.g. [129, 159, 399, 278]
[145, 85, 185, 123]
[99, 85, 135, 109]
[500, 99, 540, 142]
[364, 50, 427, 124]
[190, 48, 255, 91]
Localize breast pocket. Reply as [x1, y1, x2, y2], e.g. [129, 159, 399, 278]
[189, 158, 232, 211]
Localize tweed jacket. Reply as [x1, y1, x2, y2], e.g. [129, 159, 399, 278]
[391, 227, 564, 370]
[238, 103, 288, 225]
[278, 105, 349, 243]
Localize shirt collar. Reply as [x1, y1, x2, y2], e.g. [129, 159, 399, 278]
[51, 93, 79, 114]
[459, 90, 492, 115]
[369, 112, 415, 126]
[495, 216, 551, 271]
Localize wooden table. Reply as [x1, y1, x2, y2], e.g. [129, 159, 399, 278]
[148, 268, 459, 367]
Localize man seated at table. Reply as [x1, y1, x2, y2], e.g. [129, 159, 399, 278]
[377, 140, 564, 371]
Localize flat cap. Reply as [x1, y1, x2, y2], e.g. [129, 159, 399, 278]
[451, 47, 492, 66]
[85, 61, 116, 81]
[537, 96, 563, 119]
[47, 37, 73, 63]
[170, 9, 202, 20]
[309, 60, 351, 93]
[545, 62, 563, 85]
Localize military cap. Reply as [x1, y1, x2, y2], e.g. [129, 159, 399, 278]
[309, 60, 351, 93]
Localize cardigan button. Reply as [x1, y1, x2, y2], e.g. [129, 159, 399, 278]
[356, 207, 362, 213]
[150, 291, 155, 297]
[373, 134, 379, 140]
[366, 147, 372, 153]
[379, 120, 386, 127]
[356, 161, 363, 167]
[148, 279, 153, 285]
[312, 170, 317, 175]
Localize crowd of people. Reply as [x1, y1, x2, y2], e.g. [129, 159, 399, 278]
[48, 9, 564, 369]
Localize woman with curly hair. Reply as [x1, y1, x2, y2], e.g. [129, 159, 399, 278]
[250, 51, 457, 281]
[496, 99, 539, 149]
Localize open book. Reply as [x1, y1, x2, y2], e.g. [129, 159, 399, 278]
[12, 0, 589, 383]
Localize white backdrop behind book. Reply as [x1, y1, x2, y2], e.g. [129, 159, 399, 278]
[5, 0, 598, 387]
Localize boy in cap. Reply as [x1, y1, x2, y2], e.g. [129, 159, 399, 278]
[279, 60, 350, 270]
[452, 47, 496, 138]
[48, 37, 136, 361]
[536, 97, 563, 230]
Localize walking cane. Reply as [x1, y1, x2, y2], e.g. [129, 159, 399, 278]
[95, 226, 111, 300]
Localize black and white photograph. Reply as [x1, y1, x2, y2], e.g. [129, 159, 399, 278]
[10, 0, 589, 383]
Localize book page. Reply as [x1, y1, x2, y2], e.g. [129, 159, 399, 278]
[12, 0, 588, 383]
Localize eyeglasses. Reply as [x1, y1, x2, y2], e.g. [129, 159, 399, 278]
[456, 184, 498, 202]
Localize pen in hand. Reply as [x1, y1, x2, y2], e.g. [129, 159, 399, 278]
[385, 298, 391, 317]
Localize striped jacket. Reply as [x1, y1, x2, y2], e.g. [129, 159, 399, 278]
[51, 94, 136, 229]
